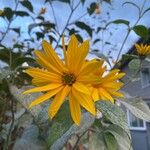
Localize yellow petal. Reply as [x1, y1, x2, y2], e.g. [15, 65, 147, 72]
[73, 82, 90, 95]
[77, 75, 100, 84]
[74, 40, 89, 72]
[26, 68, 61, 83]
[78, 59, 102, 76]
[145, 46, 150, 55]
[103, 73, 125, 82]
[135, 44, 142, 54]
[48, 85, 71, 118]
[42, 40, 66, 71]
[29, 86, 63, 108]
[69, 93, 81, 126]
[23, 83, 62, 94]
[99, 88, 114, 103]
[32, 78, 50, 86]
[67, 35, 78, 72]
[72, 88, 96, 116]
[107, 89, 124, 98]
[62, 35, 67, 66]
[34, 50, 62, 74]
[92, 88, 99, 102]
[102, 69, 121, 82]
[102, 82, 124, 89]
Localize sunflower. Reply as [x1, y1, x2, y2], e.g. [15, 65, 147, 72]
[135, 44, 150, 56]
[91, 60, 125, 103]
[24, 35, 102, 125]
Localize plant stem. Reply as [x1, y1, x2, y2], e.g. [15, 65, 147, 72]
[116, 29, 130, 62]
[48, 1, 60, 36]
[115, 0, 147, 62]
[72, 130, 88, 150]
[0, 0, 19, 44]
[4, 96, 15, 150]
[54, 1, 81, 49]
[68, 12, 88, 26]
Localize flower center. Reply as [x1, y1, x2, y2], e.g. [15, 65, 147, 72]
[62, 73, 76, 85]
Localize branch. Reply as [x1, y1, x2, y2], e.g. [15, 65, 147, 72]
[54, 1, 81, 49]
[0, 0, 19, 44]
[115, 0, 148, 62]
[48, 1, 60, 36]
[68, 12, 88, 26]
[72, 130, 87, 150]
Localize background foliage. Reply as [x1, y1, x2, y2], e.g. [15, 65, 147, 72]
[0, 0, 150, 150]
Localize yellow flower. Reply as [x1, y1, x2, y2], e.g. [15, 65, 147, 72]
[91, 60, 125, 103]
[135, 44, 150, 56]
[24, 35, 101, 125]
[40, 8, 46, 14]
[95, 4, 101, 14]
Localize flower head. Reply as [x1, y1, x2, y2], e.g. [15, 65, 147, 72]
[24, 35, 101, 125]
[95, 3, 101, 14]
[40, 8, 46, 14]
[135, 44, 150, 56]
[91, 60, 125, 103]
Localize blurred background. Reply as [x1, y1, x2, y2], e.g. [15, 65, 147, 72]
[0, 0, 150, 150]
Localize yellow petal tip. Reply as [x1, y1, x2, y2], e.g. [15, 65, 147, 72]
[23, 91, 28, 95]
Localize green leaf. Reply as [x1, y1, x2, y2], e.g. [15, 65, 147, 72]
[132, 25, 149, 39]
[20, 0, 33, 12]
[75, 34, 83, 43]
[128, 58, 141, 74]
[0, 48, 11, 64]
[48, 35, 56, 43]
[47, 102, 73, 147]
[122, 54, 138, 61]
[105, 41, 111, 45]
[103, 0, 112, 4]
[36, 16, 45, 21]
[120, 97, 150, 122]
[107, 124, 132, 150]
[28, 22, 55, 33]
[89, 130, 105, 150]
[52, 0, 70, 3]
[96, 101, 130, 136]
[87, 2, 97, 15]
[13, 43, 24, 49]
[80, 0, 85, 5]
[11, 28, 20, 35]
[112, 19, 130, 26]
[36, 32, 44, 40]
[75, 21, 93, 37]
[68, 28, 78, 36]
[41, 22, 55, 29]
[96, 27, 103, 33]
[2, 7, 13, 20]
[104, 132, 117, 150]
[13, 57, 35, 68]
[14, 11, 29, 17]
[93, 39, 100, 45]
[0, 68, 11, 82]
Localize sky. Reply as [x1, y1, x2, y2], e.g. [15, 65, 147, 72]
[0, 0, 150, 64]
